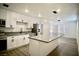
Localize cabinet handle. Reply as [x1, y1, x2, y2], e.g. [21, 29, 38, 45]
[12, 39, 14, 42]
[10, 25, 13, 28]
[23, 37, 25, 40]
[12, 37, 14, 38]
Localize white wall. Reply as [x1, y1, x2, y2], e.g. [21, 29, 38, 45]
[49, 20, 77, 39]
[77, 18, 79, 55]
[77, 19, 79, 55]
[77, 4, 79, 55]
[63, 21, 77, 38]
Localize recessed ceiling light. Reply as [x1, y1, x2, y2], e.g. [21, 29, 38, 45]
[57, 9, 61, 12]
[25, 9, 29, 13]
[38, 13, 42, 17]
[52, 11, 57, 14]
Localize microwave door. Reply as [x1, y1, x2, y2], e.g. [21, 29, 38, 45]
[2, 20, 5, 27]
[0, 19, 5, 27]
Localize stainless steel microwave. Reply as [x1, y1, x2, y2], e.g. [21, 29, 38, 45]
[0, 19, 5, 27]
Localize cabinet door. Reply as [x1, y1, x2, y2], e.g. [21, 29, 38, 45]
[17, 36, 23, 46]
[6, 11, 12, 28]
[10, 12, 16, 28]
[7, 36, 16, 50]
[7, 37, 13, 49]
[24, 35, 29, 44]
[29, 39, 40, 56]
[19, 35, 27, 46]
[17, 35, 29, 47]
[0, 8, 6, 19]
[16, 14, 22, 22]
[6, 11, 16, 28]
[22, 36, 26, 45]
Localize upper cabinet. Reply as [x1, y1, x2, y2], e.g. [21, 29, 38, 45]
[0, 8, 7, 19]
[15, 13, 22, 22]
[0, 8, 16, 28]
[16, 14, 28, 23]
[0, 8, 32, 30]
[6, 10, 16, 28]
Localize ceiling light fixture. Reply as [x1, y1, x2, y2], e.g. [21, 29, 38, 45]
[57, 9, 61, 12]
[38, 13, 42, 17]
[52, 11, 57, 14]
[25, 9, 29, 13]
[52, 9, 61, 14]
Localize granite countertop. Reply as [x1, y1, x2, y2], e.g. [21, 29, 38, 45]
[29, 33, 64, 43]
[0, 31, 31, 39]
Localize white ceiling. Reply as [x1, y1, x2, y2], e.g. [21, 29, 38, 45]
[0, 3, 78, 21]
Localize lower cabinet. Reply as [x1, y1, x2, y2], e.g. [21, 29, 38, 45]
[7, 36, 17, 50]
[7, 35, 29, 50]
[29, 39, 58, 56]
[23, 35, 29, 45]
[16, 36, 23, 47]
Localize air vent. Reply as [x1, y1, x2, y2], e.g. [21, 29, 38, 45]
[3, 4, 9, 7]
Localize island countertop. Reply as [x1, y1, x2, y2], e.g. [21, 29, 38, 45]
[29, 33, 63, 56]
[29, 33, 63, 43]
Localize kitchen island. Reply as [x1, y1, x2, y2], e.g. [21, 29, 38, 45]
[29, 33, 63, 56]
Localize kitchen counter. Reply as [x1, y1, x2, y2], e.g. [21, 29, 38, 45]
[0, 31, 31, 40]
[29, 33, 63, 56]
[0, 32, 30, 51]
[29, 33, 63, 43]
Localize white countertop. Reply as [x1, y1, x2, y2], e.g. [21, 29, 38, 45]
[29, 33, 63, 43]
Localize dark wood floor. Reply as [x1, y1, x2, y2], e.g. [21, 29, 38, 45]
[0, 37, 78, 56]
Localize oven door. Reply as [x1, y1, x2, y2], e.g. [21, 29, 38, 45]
[0, 40, 7, 51]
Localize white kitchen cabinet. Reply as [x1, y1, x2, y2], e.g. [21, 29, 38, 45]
[17, 36, 24, 46]
[7, 35, 29, 50]
[23, 35, 29, 45]
[20, 14, 24, 22]
[0, 8, 6, 19]
[0, 8, 16, 28]
[16, 14, 28, 24]
[18, 35, 29, 46]
[29, 39, 40, 56]
[6, 11, 16, 28]
[10, 12, 16, 28]
[29, 38, 58, 56]
[16, 13, 21, 22]
[7, 36, 17, 50]
[6, 11, 11, 28]
[40, 39, 58, 56]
